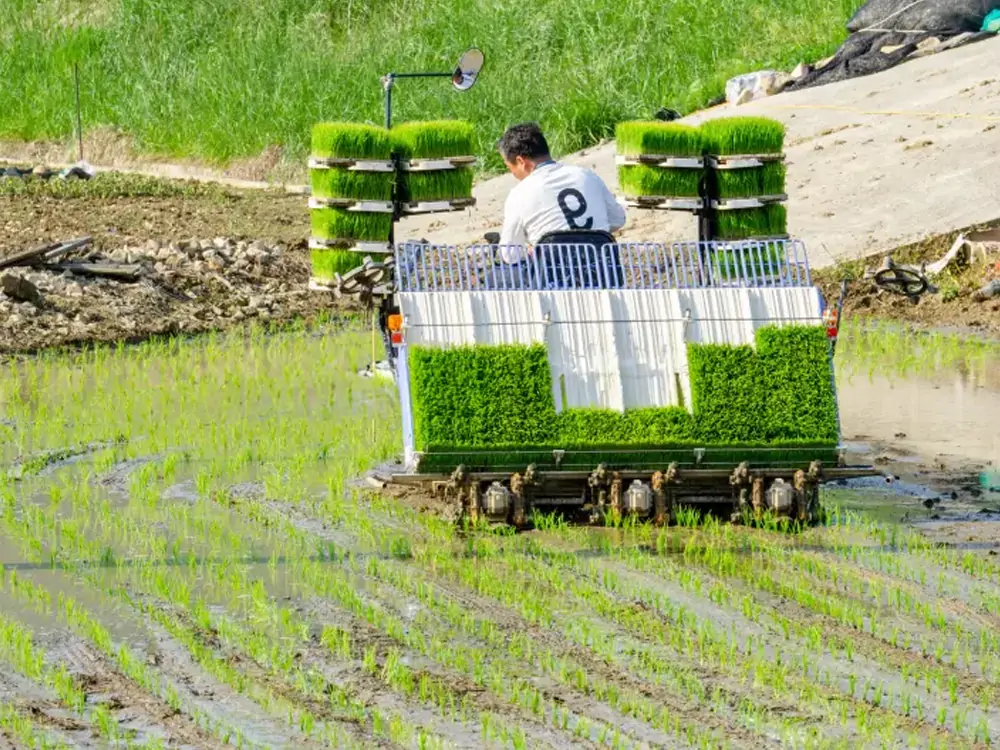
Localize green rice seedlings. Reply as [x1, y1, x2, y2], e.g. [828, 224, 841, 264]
[311, 122, 392, 160]
[715, 203, 787, 240]
[701, 116, 785, 155]
[310, 168, 394, 201]
[401, 168, 474, 202]
[311, 249, 365, 280]
[310, 207, 392, 243]
[391, 120, 475, 159]
[615, 121, 704, 157]
[617, 164, 702, 198]
[716, 162, 786, 199]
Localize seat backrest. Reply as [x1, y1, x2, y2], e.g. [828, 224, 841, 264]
[536, 229, 616, 248]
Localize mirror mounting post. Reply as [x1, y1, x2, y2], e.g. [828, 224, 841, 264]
[380, 48, 484, 131]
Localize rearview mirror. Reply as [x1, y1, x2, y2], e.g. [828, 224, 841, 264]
[452, 48, 484, 91]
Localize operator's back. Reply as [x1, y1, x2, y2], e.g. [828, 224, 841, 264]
[499, 161, 626, 251]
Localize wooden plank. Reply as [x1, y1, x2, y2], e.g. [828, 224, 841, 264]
[48, 262, 141, 281]
[0, 241, 61, 270]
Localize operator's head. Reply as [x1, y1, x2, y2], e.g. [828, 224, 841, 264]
[497, 122, 551, 181]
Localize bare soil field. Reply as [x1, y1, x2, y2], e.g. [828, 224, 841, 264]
[0, 179, 336, 354]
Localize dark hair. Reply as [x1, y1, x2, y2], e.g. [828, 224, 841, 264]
[496, 122, 550, 162]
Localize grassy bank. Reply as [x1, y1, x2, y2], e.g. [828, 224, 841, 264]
[3, 0, 862, 171]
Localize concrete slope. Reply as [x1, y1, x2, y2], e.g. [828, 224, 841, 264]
[400, 36, 1000, 269]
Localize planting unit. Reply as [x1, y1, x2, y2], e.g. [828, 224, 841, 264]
[314, 114, 878, 527]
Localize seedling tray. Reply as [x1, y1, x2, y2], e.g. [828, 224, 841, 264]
[308, 157, 395, 172]
[401, 156, 477, 172]
[309, 237, 392, 253]
[625, 196, 703, 211]
[308, 197, 395, 212]
[707, 154, 786, 170]
[399, 197, 477, 215]
[712, 195, 788, 210]
[615, 155, 704, 169]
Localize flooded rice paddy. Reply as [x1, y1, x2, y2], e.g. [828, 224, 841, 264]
[1, 320, 1000, 749]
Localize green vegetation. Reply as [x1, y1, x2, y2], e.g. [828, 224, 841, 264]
[689, 325, 838, 443]
[311, 123, 392, 160]
[701, 117, 786, 155]
[391, 121, 475, 159]
[710, 244, 786, 279]
[615, 122, 704, 157]
[309, 169, 394, 201]
[311, 248, 364, 280]
[409, 327, 838, 470]
[0, 172, 231, 200]
[409, 343, 556, 449]
[401, 168, 474, 202]
[716, 203, 788, 240]
[0, 321, 997, 750]
[617, 164, 702, 198]
[310, 207, 392, 243]
[0, 0, 861, 169]
[716, 162, 786, 198]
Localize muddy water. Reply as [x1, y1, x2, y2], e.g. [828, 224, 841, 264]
[837, 366, 1000, 468]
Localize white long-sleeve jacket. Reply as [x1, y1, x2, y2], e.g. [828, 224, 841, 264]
[498, 161, 626, 263]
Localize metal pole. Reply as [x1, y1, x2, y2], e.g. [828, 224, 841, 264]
[384, 75, 393, 130]
[74, 63, 84, 162]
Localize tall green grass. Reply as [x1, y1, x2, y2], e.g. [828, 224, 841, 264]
[0, 0, 862, 170]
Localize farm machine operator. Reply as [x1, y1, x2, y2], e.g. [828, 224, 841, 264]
[490, 122, 627, 286]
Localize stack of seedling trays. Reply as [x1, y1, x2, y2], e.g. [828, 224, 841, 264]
[702, 117, 788, 242]
[615, 121, 704, 211]
[393, 120, 476, 215]
[308, 122, 395, 290]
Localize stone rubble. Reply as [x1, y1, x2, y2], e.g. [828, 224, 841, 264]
[0, 237, 349, 355]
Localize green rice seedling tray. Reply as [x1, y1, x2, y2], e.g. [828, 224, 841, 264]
[625, 196, 703, 211]
[615, 121, 705, 158]
[401, 168, 474, 203]
[712, 195, 788, 210]
[391, 120, 475, 160]
[309, 167, 394, 201]
[714, 203, 787, 241]
[618, 163, 703, 200]
[707, 154, 786, 170]
[307, 157, 395, 172]
[715, 162, 786, 200]
[401, 156, 477, 172]
[614, 155, 704, 169]
[307, 197, 394, 212]
[400, 198, 477, 215]
[308, 237, 392, 253]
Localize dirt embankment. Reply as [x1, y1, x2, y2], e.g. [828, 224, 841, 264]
[814, 220, 1000, 335]
[0, 183, 355, 355]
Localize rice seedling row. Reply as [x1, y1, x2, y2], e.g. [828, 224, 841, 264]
[2, 322, 998, 750]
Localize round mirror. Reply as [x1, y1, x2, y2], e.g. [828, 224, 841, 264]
[452, 47, 484, 91]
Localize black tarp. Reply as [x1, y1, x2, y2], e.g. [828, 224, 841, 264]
[785, 0, 1000, 90]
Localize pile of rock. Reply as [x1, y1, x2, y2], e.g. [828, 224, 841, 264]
[0, 237, 347, 355]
